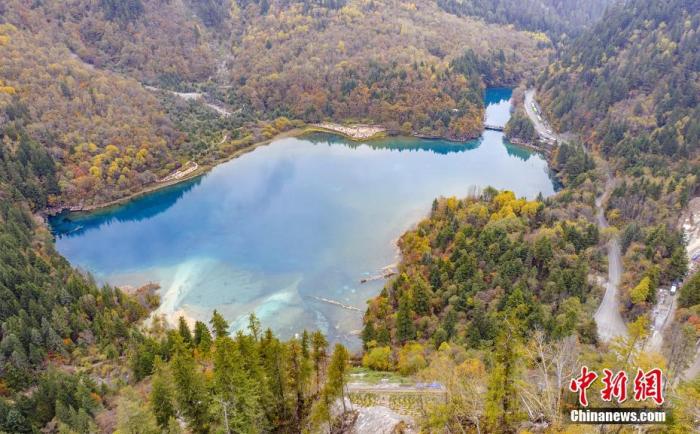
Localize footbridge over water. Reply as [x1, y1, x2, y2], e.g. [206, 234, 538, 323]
[484, 124, 505, 132]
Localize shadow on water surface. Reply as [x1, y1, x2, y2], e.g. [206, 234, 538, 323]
[49, 130, 539, 239]
[49, 176, 203, 238]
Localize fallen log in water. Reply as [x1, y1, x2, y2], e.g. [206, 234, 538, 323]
[360, 264, 398, 283]
[312, 296, 362, 312]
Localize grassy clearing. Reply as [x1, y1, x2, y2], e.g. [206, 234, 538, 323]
[348, 366, 412, 384]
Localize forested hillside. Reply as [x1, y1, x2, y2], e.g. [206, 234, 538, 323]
[119, 313, 351, 434]
[353, 0, 700, 430]
[0, 2, 553, 430]
[436, 0, 614, 42]
[361, 191, 699, 432]
[362, 190, 601, 351]
[0, 23, 188, 207]
[0, 116, 159, 431]
[1, 0, 698, 431]
[537, 0, 699, 320]
[0, 0, 551, 209]
[224, 0, 548, 136]
[1, 0, 218, 84]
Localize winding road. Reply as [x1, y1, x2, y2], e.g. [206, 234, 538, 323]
[524, 89, 559, 143]
[593, 170, 629, 342]
[524, 89, 628, 343]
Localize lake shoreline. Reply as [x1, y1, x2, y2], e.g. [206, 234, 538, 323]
[43, 104, 543, 220]
[42, 124, 492, 219]
[507, 137, 554, 156]
[309, 123, 388, 141]
[48, 88, 557, 346]
[42, 127, 307, 219]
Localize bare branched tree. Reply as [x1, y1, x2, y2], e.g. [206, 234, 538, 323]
[518, 331, 580, 428]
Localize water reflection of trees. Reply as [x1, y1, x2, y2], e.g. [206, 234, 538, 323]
[52, 122, 556, 238]
[484, 87, 512, 106]
[304, 131, 542, 164]
[302, 132, 481, 155]
[50, 176, 203, 238]
[502, 139, 533, 161]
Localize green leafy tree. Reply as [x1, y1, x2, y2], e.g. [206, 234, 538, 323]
[311, 331, 328, 392]
[397, 342, 427, 375]
[411, 276, 432, 315]
[150, 358, 176, 429]
[193, 320, 213, 353]
[178, 317, 193, 344]
[171, 338, 211, 433]
[361, 346, 393, 371]
[287, 338, 313, 429]
[630, 276, 651, 305]
[248, 313, 262, 342]
[485, 330, 521, 431]
[115, 387, 160, 434]
[210, 310, 229, 338]
[259, 329, 290, 427]
[396, 293, 416, 343]
[679, 272, 700, 308]
[213, 336, 264, 433]
[325, 344, 350, 413]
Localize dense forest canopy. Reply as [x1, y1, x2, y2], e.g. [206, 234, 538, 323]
[362, 190, 600, 351]
[123, 313, 353, 434]
[0, 23, 184, 206]
[539, 0, 699, 153]
[537, 0, 700, 321]
[353, 1, 700, 430]
[361, 189, 698, 432]
[0, 116, 158, 431]
[0, 110, 355, 433]
[223, 0, 548, 135]
[0, 1, 553, 431]
[436, 0, 615, 42]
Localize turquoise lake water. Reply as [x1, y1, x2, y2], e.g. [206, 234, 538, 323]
[50, 88, 556, 348]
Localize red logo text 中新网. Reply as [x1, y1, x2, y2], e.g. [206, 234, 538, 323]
[569, 366, 664, 407]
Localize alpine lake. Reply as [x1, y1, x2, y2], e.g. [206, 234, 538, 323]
[50, 88, 556, 349]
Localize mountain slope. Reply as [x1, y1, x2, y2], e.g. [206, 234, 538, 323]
[362, 190, 600, 350]
[0, 0, 552, 209]
[538, 0, 699, 231]
[436, 0, 615, 42]
[1, 0, 218, 84]
[537, 0, 698, 326]
[0, 123, 155, 432]
[225, 0, 550, 135]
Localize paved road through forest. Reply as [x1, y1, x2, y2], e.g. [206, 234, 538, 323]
[593, 171, 629, 342]
[524, 89, 559, 142]
[524, 89, 628, 342]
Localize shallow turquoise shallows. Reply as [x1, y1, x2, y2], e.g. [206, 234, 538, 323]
[50, 88, 555, 348]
